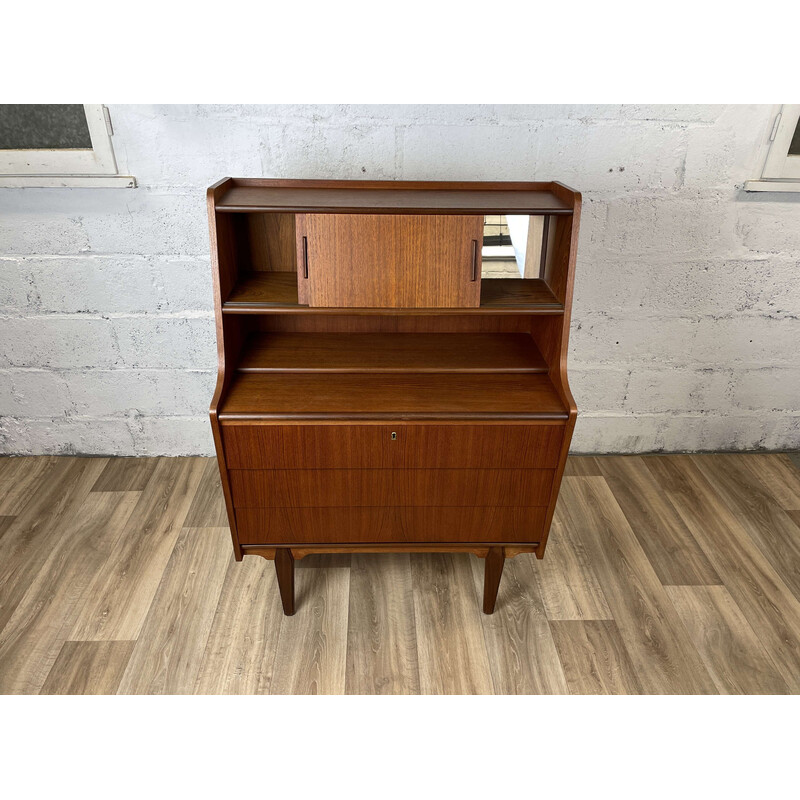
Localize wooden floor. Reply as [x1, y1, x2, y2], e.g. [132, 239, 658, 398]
[1, 453, 799, 694]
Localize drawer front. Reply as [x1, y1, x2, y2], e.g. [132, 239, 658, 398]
[222, 423, 564, 469]
[236, 506, 547, 544]
[229, 468, 555, 508]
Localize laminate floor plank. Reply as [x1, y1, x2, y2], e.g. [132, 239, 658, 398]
[40, 640, 136, 695]
[563, 456, 601, 476]
[550, 620, 645, 695]
[692, 454, 800, 597]
[533, 517, 613, 621]
[194, 556, 284, 694]
[0, 456, 58, 516]
[298, 554, 352, 569]
[556, 477, 718, 694]
[738, 453, 800, 511]
[644, 455, 800, 692]
[665, 585, 789, 695]
[0, 458, 108, 634]
[118, 527, 231, 694]
[471, 554, 569, 694]
[70, 457, 206, 641]
[0, 491, 139, 694]
[597, 456, 721, 586]
[91, 457, 158, 493]
[346, 554, 420, 695]
[0, 516, 14, 542]
[411, 554, 494, 694]
[269, 565, 350, 695]
[182, 458, 228, 528]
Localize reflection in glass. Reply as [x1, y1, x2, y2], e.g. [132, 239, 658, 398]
[789, 117, 800, 156]
[482, 215, 544, 279]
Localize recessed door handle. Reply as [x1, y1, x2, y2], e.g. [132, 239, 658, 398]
[302, 235, 309, 279]
[471, 239, 478, 282]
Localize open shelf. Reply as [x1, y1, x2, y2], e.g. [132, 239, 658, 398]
[216, 183, 573, 215]
[223, 273, 563, 315]
[237, 332, 548, 373]
[218, 371, 568, 420]
[480, 279, 561, 309]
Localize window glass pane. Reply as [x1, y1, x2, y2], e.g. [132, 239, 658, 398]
[789, 117, 800, 156]
[0, 104, 92, 150]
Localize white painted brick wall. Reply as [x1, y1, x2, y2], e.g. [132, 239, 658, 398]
[0, 104, 798, 455]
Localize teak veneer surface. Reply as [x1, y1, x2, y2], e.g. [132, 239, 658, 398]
[237, 332, 548, 373]
[218, 372, 568, 419]
[216, 183, 573, 215]
[223, 273, 563, 314]
[221, 423, 564, 470]
[297, 214, 483, 308]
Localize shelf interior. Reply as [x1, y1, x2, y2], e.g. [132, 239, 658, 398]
[219, 371, 567, 420]
[237, 332, 548, 373]
[223, 273, 562, 313]
[216, 185, 573, 215]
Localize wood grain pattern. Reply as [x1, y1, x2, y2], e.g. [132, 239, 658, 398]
[269, 565, 350, 694]
[300, 213, 483, 309]
[40, 641, 136, 695]
[346, 554, 420, 694]
[556, 477, 717, 694]
[550, 620, 644, 695]
[737, 453, 800, 512]
[117, 528, 231, 694]
[532, 516, 613, 621]
[666, 585, 789, 695]
[471, 554, 569, 694]
[219, 372, 568, 420]
[692, 454, 800, 596]
[70, 458, 206, 641]
[222, 423, 564, 470]
[229, 468, 554, 508]
[194, 555, 283, 694]
[243, 212, 296, 271]
[91, 457, 158, 492]
[0, 455, 57, 516]
[479, 279, 561, 310]
[216, 180, 573, 215]
[0, 516, 14, 542]
[0, 491, 138, 694]
[562, 456, 601, 476]
[236, 506, 546, 545]
[237, 332, 548, 373]
[412, 554, 494, 694]
[644, 455, 800, 691]
[183, 458, 228, 527]
[1, 454, 799, 694]
[596, 455, 721, 586]
[0, 458, 107, 634]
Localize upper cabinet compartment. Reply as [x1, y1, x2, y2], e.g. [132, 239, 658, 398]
[296, 214, 483, 308]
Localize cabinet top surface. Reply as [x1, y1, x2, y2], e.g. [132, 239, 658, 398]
[211, 179, 576, 214]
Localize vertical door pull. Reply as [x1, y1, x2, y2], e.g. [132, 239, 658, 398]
[302, 235, 309, 279]
[471, 239, 478, 282]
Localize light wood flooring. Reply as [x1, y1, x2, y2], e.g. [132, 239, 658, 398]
[1, 453, 799, 694]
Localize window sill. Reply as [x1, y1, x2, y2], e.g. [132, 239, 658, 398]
[0, 174, 137, 188]
[743, 180, 800, 193]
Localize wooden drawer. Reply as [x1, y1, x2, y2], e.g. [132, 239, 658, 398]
[236, 506, 547, 544]
[221, 423, 564, 469]
[229, 468, 555, 508]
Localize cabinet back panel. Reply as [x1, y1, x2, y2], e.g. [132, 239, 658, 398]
[297, 213, 483, 308]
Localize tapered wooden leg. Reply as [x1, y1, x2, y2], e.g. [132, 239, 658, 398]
[483, 546, 505, 614]
[275, 548, 295, 616]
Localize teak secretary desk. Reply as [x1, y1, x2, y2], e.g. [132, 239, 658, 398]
[208, 178, 580, 616]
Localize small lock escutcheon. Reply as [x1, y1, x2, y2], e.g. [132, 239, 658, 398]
[391, 431, 397, 440]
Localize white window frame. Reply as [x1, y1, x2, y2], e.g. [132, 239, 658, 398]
[745, 104, 800, 192]
[0, 104, 136, 188]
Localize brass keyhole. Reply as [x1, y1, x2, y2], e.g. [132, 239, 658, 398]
[391, 432, 397, 440]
